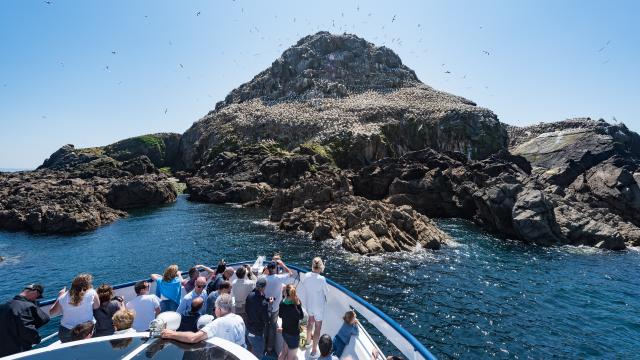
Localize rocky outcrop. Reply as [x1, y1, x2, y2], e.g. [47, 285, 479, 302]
[103, 133, 182, 169]
[0, 171, 126, 233]
[2, 141, 180, 234]
[40, 133, 183, 172]
[106, 176, 177, 209]
[179, 32, 507, 170]
[271, 166, 449, 254]
[185, 144, 327, 207]
[0, 170, 177, 234]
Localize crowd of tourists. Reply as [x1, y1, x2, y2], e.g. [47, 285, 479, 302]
[0, 255, 404, 360]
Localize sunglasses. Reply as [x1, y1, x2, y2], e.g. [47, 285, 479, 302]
[196, 284, 206, 289]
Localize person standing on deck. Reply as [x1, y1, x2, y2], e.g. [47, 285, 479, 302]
[206, 281, 232, 316]
[278, 284, 304, 360]
[231, 266, 256, 321]
[126, 281, 161, 331]
[93, 284, 124, 337]
[49, 274, 100, 343]
[184, 265, 216, 293]
[208, 266, 235, 294]
[177, 276, 208, 316]
[0, 284, 50, 356]
[245, 277, 271, 358]
[151, 265, 183, 312]
[263, 259, 293, 355]
[298, 257, 329, 356]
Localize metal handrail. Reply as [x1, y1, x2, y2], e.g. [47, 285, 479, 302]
[37, 260, 437, 360]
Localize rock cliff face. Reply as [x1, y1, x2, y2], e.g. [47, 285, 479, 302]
[179, 32, 507, 170]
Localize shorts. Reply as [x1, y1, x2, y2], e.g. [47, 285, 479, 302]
[282, 333, 300, 349]
[307, 306, 325, 322]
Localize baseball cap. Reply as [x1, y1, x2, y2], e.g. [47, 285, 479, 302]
[24, 284, 44, 299]
[256, 278, 267, 289]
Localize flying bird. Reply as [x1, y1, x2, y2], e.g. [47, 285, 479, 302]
[104, 65, 110, 71]
[598, 40, 611, 52]
[164, 108, 168, 114]
[482, 50, 490, 55]
[111, 51, 116, 55]
[392, 15, 396, 22]
[196, 11, 200, 16]
[179, 63, 184, 68]
[44, 1, 52, 4]
[445, 70, 451, 74]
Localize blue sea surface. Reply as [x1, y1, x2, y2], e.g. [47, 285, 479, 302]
[1, 195, 638, 359]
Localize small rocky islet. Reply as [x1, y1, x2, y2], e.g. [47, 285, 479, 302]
[2, 32, 639, 253]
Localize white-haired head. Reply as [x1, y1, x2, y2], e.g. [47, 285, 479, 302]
[215, 293, 233, 315]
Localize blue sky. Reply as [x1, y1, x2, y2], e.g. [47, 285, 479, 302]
[0, 0, 638, 168]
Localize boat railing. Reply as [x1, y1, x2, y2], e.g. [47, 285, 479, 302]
[35, 260, 437, 360]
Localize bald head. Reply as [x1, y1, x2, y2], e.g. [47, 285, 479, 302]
[223, 267, 234, 279]
[191, 297, 204, 313]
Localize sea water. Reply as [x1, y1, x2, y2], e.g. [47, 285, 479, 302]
[1, 195, 638, 359]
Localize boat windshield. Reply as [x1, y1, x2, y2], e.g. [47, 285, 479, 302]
[11, 337, 240, 360]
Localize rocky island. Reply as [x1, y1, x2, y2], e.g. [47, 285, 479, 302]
[2, 32, 639, 253]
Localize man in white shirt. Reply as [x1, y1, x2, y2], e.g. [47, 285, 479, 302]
[262, 260, 293, 355]
[125, 281, 160, 331]
[161, 294, 246, 347]
[176, 277, 208, 316]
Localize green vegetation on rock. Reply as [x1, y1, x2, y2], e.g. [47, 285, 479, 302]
[159, 167, 172, 176]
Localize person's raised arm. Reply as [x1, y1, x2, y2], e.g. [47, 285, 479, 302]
[48, 287, 66, 316]
[161, 329, 208, 343]
[92, 291, 100, 310]
[277, 260, 293, 276]
[195, 264, 215, 276]
[150, 274, 162, 281]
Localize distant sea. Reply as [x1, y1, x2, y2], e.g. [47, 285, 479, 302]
[0, 168, 32, 172]
[1, 195, 639, 359]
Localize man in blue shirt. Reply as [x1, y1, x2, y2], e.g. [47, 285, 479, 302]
[177, 277, 208, 316]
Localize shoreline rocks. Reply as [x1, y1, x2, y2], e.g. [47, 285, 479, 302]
[1, 146, 178, 234]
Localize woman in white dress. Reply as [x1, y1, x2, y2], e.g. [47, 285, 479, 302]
[299, 257, 329, 357]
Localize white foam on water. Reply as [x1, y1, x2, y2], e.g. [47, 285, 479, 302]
[252, 219, 278, 228]
[0, 255, 21, 266]
[559, 244, 604, 255]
